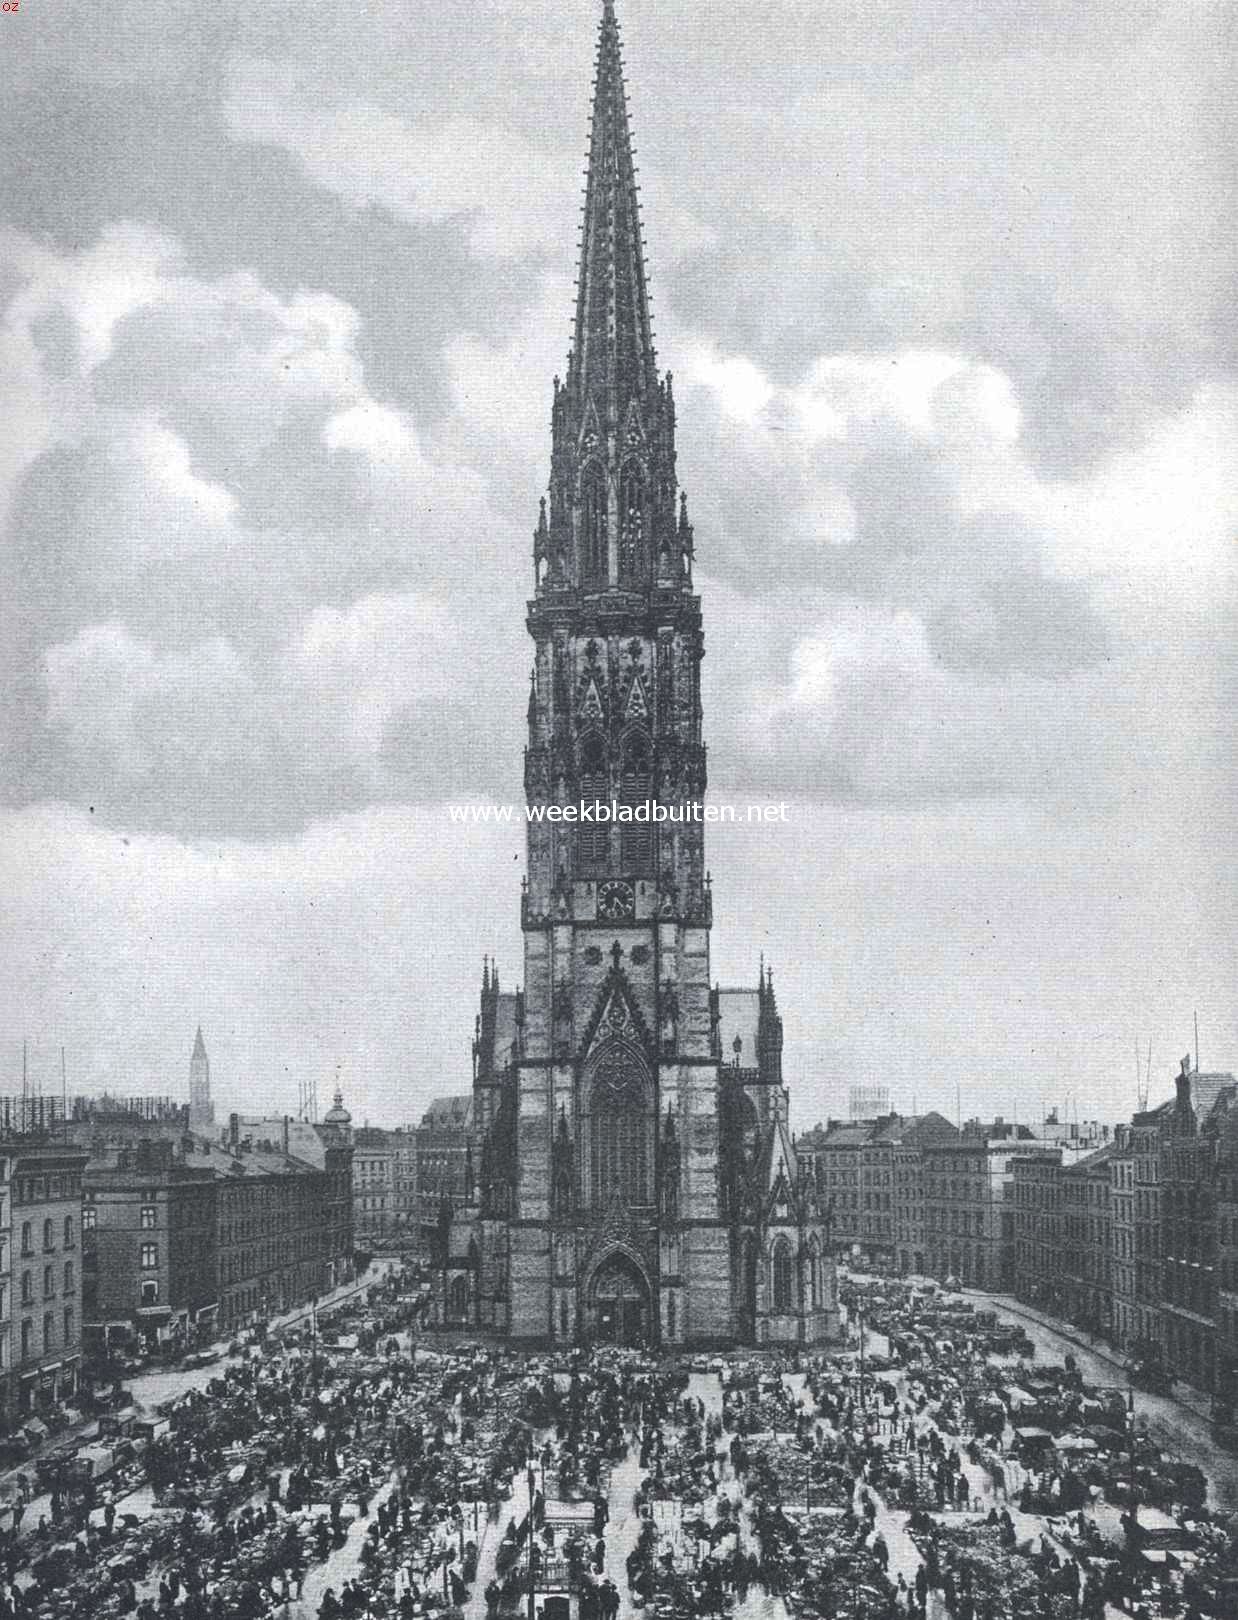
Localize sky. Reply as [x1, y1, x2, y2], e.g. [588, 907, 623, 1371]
[2, 0, 1235, 1131]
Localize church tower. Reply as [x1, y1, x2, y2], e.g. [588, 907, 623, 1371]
[189, 1025, 214, 1129]
[514, 0, 716, 1348]
[458, 0, 838, 1350]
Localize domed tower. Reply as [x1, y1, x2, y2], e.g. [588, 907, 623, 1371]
[320, 1086, 353, 1148]
[317, 1086, 355, 1286]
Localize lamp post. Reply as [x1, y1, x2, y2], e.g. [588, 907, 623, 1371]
[526, 1537, 539, 1620]
[858, 1308, 867, 1412]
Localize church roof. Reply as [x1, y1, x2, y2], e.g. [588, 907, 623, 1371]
[192, 1025, 207, 1060]
[572, 0, 657, 414]
[421, 1095, 474, 1130]
[494, 992, 520, 1069]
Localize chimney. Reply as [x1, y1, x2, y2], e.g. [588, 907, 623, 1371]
[283, 1115, 290, 1157]
[229, 1112, 240, 1152]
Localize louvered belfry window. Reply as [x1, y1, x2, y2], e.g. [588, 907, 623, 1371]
[577, 732, 610, 873]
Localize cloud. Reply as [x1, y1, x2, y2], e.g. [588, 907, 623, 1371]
[2, 0, 1236, 1120]
[44, 622, 253, 777]
[1, 223, 528, 832]
[224, 58, 575, 261]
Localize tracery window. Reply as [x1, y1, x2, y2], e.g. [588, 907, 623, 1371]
[581, 463, 608, 585]
[589, 1054, 651, 1209]
[772, 1238, 795, 1312]
[619, 460, 645, 581]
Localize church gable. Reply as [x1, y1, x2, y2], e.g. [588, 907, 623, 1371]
[578, 957, 654, 1064]
[754, 1120, 799, 1224]
[624, 673, 649, 721]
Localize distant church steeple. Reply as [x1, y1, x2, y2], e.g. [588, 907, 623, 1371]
[189, 1025, 214, 1129]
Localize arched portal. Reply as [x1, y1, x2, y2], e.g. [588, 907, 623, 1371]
[589, 1251, 651, 1347]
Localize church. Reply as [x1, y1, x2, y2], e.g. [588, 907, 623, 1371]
[442, 1, 839, 1349]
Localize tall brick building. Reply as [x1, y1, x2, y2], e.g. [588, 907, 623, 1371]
[449, 3, 837, 1349]
[83, 1139, 216, 1353]
[1160, 1060, 1236, 1393]
[4, 1142, 89, 1422]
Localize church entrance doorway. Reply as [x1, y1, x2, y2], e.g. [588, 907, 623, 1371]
[589, 1253, 650, 1346]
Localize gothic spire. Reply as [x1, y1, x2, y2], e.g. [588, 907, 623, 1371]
[192, 1025, 207, 1061]
[572, 0, 657, 417]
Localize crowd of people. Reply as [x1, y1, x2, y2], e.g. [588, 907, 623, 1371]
[0, 1265, 1234, 1620]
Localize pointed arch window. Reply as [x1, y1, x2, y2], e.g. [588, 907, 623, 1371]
[620, 729, 653, 873]
[588, 1052, 652, 1210]
[581, 462, 608, 585]
[576, 731, 610, 874]
[772, 1237, 795, 1313]
[619, 459, 646, 582]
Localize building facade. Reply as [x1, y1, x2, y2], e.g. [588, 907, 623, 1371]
[922, 1126, 1036, 1290]
[1109, 1126, 1136, 1351]
[1060, 1144, 1114, 1338]
[449, 3, 836, 1349]
[83, 1139, 216, 1353]
[389, 1129, 418, 1244]
[797, 1112, 958, 1272]
[353, 1127, 394, 1246]
[1132, 1106, 1165, 1355]
[1215, 1108, 1238, 1429]
[4, 1143, 89, 1423]
[417, 1096, 475, 1255]
[1012, 1149, 1064, 1315]
[1160, 1061, 1235, 1393]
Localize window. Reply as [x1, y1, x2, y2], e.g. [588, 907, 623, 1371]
[43, 1218, 54, 1251]
[620, 731, 653, 872]
[141, 1280, 159, 1307]
[63, 1307, 73, 1346]
[43, 1266, 54, 1300]
[63, 1216, 74, 1249]
[140, 1243, 158, 1270]
[42, 1313, 53, 1353]
[449, 1274, 468, 1319]
[21, 1320, 33, 1359]
[140, 1206, 156, 1230]
[21, 1271, 32, 1306]
[618, 459, 646, 582]
[580, 462, 608, 585]
[82, 1207, 96, 1232]
[63, 1261, 73, 1295]
[20, 1222, 32, 1256]
[576, 733, 610, 873]
[772, 1239, 795, 1313]
[588, 1057, 652, 1208]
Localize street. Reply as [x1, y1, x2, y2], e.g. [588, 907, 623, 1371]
[950, 1291, 1238, 1514]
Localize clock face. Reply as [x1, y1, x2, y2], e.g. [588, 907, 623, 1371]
[597, 880, 635, 920]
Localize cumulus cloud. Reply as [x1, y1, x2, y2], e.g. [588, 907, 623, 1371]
[2, 0, 1235, 1118]
[224, 58, 576, 261]
[1, 223, 525, 832]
